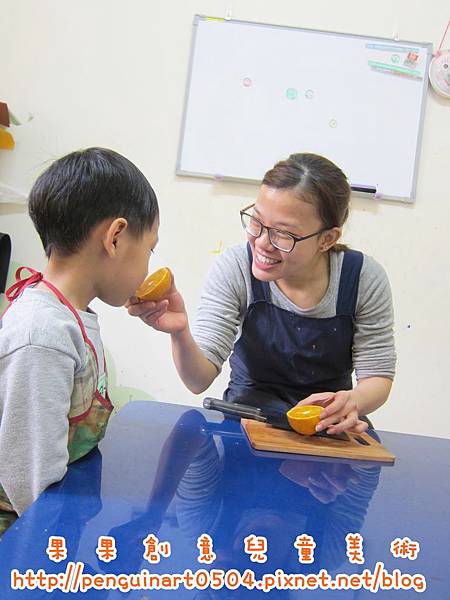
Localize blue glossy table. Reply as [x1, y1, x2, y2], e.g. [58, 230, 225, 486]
[0, 400, 449, 598]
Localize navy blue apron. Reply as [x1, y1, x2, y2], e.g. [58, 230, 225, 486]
[223, 244, 363, 413]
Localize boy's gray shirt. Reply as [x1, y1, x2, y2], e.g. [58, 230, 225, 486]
[0, 288, 105, 515]
[192, 244, 396, 380]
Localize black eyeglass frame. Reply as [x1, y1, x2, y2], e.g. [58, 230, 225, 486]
[239, 203, 328, 253]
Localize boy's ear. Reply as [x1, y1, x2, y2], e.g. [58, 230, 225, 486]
[103, 218, 128, 257]
[319, 227, 342, 252]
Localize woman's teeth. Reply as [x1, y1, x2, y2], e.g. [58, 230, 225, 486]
[256, 252, 279, 265]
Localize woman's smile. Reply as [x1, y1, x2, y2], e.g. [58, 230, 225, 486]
[254, 250, 282, 270]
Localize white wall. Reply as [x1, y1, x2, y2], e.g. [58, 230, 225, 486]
[1, 0, 449, 437]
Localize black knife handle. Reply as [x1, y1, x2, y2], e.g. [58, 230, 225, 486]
[203, 397, 261, 415]
[203, 397, 266, 421]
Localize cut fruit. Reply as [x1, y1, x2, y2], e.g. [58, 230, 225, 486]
[286, 405, 324, 436]
[135, 267, 172, 301]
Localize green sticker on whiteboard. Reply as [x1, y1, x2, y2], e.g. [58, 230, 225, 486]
[286, 88, 298, 100]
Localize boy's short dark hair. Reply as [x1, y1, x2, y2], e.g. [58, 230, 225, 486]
[29, 147, 159, 257]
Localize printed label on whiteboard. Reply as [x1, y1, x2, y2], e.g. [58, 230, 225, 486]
[365, 43, 425, 80]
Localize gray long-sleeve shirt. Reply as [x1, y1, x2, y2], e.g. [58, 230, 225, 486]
[192, 244, 396, 381]
[0, 287, 105, 516]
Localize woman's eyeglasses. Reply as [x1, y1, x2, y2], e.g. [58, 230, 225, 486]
[239, 204, 327, 253]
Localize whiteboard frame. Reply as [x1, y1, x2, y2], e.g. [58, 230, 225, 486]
[176, 15, 433, 203]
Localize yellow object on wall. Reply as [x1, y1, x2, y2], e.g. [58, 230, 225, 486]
[0, 128, 15, 150]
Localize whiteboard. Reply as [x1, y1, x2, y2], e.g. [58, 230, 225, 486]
[177, 16, 433, 202]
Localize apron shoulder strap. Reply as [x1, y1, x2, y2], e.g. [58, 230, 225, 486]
[246, 242, 271, 302]
[336, 250, 364, 317]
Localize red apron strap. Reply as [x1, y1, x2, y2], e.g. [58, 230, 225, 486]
[6, 267, 43, 302]
[40, 279, 99, 369]
[1, 267, 43, 319]
[2, 266, 99, 370]
[5, 266, 112, 427]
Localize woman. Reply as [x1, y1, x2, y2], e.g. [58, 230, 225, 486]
[129, 153, 396, 434]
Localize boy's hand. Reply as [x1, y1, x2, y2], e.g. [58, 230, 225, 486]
[126, 280, 188, 334]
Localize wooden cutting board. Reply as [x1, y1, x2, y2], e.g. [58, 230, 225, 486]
[241, 419, 395, 463]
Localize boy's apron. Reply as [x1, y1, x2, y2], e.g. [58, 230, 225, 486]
[224, 245, 364, 412]
[0, 267, 113, 534]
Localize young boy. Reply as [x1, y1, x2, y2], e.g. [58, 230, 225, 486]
[0, 147, 159, 534]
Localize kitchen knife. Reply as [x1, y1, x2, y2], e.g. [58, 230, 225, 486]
[203, 397, 348, 439]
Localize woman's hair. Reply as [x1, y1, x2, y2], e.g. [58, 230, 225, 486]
[262, 153, 350, 252]
[29, 147, 159, 258]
